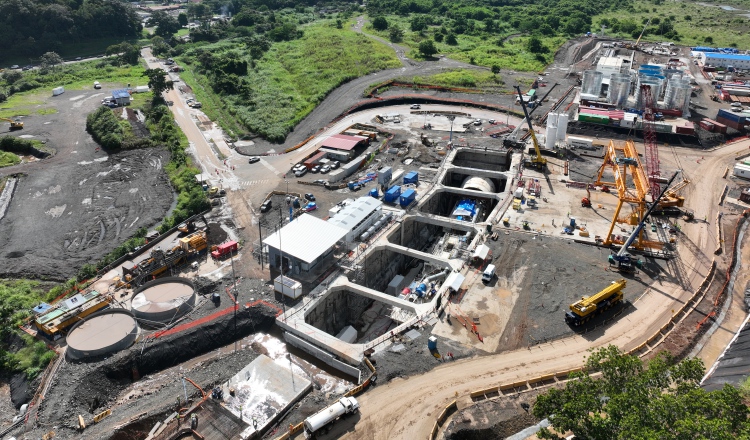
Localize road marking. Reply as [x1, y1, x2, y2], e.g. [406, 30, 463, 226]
[238, 180, 272, 187]
[260, 159, 282, 176]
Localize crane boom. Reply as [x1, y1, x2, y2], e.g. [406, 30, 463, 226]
[616, 171, 679, 258]
[635, 19, 651, 47]
[514, 86, 547, 169]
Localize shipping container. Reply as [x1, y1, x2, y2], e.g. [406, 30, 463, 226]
[399, 188, 416, 207]
[716, 116, 745, 131]
[734, 163, 750, 180]
[403, 171, 419, 185]
[52, 86, 65, 96]
[718, 109, 744, 123]
[274, 275, 303, 299]
[699, 121, 715, 131]
[676, 125, 695, 135]
[384, 185, 401, 203]
[660, 108, 683, 117]
[377, 166, 392, 185]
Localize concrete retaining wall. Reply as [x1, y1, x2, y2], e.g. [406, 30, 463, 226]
[283, 332, 361, 382]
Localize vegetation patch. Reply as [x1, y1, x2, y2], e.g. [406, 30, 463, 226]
[35, 108, 57, 116]
[411, 69, 503, 89]
[179, 22, 400, 141]
[0, 151, 21, 167]
[0, 136, 54, 158]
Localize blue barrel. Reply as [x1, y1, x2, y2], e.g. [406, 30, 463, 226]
[427, 336, 437, 350]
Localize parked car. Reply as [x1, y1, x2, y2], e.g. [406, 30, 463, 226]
[311, 165, 321, 173]
[330, 161, 340, 169]
[293, 164, 305, 172]
[473, 119, 482, 126]
[320, 165, 331, 174]
[410, 104, 421, 109]
[75, 57, 82, 61]
[191, 102, 202, 108]
[488, 119, 496, 124]
[295, 168, 308, 177]
[248, 156, 260, 164]
[260, 199, 272, 213]
[304, 202, 317, 212]
[9, 65, 19, 69]
[305, 193, 316, 201]
[313, 179, 328, 185]
[94, 81, 101, 89]
[22, 65, 33, 71]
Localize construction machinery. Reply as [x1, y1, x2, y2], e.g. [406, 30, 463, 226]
[565, 279, 626, 326]
[514, 86, 547, 170]
[626, 19, 651, 50]
[120, 230, 207, 287]
[640, 85, 662, 202]
[582, 187, 592, 207]
[608, 171, 679, 272]
[1, 117, 23, 130]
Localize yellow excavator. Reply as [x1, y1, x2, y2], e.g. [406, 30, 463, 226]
[1, 117, 23, 131]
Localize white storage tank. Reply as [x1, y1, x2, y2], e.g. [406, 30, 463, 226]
[545, 124, 557, 150]
[556, 113, 569, 140]
[582, 70, 604, 97]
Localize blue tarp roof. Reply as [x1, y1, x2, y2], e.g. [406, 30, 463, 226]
[452, 199, 477, 217]
[32, 303, 52, 314]
[706, 53, 750, 61]
[112, 89, 131, 98]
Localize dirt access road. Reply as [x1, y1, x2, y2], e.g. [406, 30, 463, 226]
[323, 140, 750, 440]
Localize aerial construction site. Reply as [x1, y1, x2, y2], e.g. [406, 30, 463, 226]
[3, 33, 750, 440]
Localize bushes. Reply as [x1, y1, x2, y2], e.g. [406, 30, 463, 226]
[0, 135, 54, 158]
[86, 106, 127, 150]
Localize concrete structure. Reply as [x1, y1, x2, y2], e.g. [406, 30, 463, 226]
[664, 75, 691, 117]
[328, 196, 383, 242]
[263, 214, 347, 274]
[582, 70, 604, 98]
[130, 277, 197, 324]
[705, 53, 750, 69]
[596, 56, 627, 76]
[66, 309, 139, 361]
[607, 73, 632, 108]
[221, 354, 311, 438]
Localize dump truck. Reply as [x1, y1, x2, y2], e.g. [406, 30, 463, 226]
[304, 397, 359, 437]
[565, 279, 626, 326]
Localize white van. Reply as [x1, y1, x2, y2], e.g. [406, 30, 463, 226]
[482, 264, 496, 283]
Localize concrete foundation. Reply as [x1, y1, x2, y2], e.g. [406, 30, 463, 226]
[418, 188, 500, 223]
[442, 168, 507, 193]
[131, 277, 196, 325]
[387, 215, 476, 261]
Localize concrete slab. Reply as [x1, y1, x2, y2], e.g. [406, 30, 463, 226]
[221, 354, 312, 438]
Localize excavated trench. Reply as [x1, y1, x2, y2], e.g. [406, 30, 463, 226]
[418, 190, 499, 222]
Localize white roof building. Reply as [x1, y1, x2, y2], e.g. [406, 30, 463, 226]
[263, 214, 347, 273]
[328, 197, 383, 242]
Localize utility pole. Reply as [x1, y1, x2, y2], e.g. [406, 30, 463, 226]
[447, 115, 456, 143]
[231, 250, 238, 353]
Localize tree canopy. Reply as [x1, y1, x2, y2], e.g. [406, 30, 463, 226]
[0, 0, 142, 62]
[143, 68, 174, 100]
[533, 346, 750, 440]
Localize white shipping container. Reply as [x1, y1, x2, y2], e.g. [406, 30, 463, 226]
[734, 163, 750, 180]
[273, 275, 302, 298]
[567, 136, 593, 149]
[52, 86, 65, 96]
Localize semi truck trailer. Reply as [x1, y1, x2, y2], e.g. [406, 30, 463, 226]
[303, 397, 359, 437]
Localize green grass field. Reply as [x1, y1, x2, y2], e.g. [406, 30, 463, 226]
[0, 151, 21, 167]
[180, 21, 401, 141]
[364, 16, 561, 72]
[409, 69, 505, 89]
[594, 0, 750, 48]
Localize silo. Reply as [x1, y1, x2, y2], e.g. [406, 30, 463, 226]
[607, 73, 631, 108]
[545, 124, 557, 150]
[556, 113, 569, 140]
[636, 76, 665, 109]
[582, 70, 604, 97]
[546, 112, 558, 129]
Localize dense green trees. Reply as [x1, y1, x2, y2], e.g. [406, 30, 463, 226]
[86, 107, 128, 150]
[534, 346, 750, 439]
[419, 39, 437, 57]
[144, 68, 175, 99]
[0, 0, 141, 61]
[149, 11, 182, 38]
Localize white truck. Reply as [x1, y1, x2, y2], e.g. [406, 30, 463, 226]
[304, 397, 359, 437]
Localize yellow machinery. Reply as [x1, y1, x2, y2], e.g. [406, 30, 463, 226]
[595, 140, 663, 250]
[657, 178, 689, 208]
[565, 279, 626, 326]
[514, 86, 547, 170]
[34, 290, 111, 338]
[1, 117, 23, 130]
[180, 231, 207, 252]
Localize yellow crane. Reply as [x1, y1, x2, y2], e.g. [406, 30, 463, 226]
[565, 279, 626, 326]
[514, 86, 547, 170]
[1, 117, 23, 130]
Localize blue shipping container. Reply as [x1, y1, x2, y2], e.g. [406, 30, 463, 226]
[399, 188, 416, 207]
[403, 171, 419, 185]
[384, 185, 401, 203]
[369, 188, 379, 198]
[718, 109, 743, 123]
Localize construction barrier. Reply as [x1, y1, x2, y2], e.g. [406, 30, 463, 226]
[715, 212, 723, 255]
[93, 409, 112, 423]
[428, 400, 458, 440]
[470, 386, 499, 399]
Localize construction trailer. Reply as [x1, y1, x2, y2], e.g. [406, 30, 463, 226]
[34, 290, 111, 339]
[565, 279, 626, 326]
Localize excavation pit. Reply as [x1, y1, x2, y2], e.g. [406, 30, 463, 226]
[387, 216, 477, 258]
[442, 170, 507, 193]
[418, 189, 499, 223]
[451, 149, 512, 172]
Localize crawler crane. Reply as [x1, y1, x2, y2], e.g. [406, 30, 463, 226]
[514, 86, 547, 170]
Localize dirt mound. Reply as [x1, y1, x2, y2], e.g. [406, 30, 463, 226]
[444, 395, 539, 440]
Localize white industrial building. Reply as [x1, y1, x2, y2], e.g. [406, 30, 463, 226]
[596, 56, 628, 77]
[328, 197, 383, 242]
[263, 214, 348, 274]
[704, 53, 750, 69]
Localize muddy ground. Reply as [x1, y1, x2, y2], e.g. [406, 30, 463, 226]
[443, 393, 540, 440]
[0, 89, 174, 280]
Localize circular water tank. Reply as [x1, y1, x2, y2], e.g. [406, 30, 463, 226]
[545, 125, 557, 150]
[461, 176, 495, 193]
[67, 309, 138, 361]
[131, 277, 197, 324]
